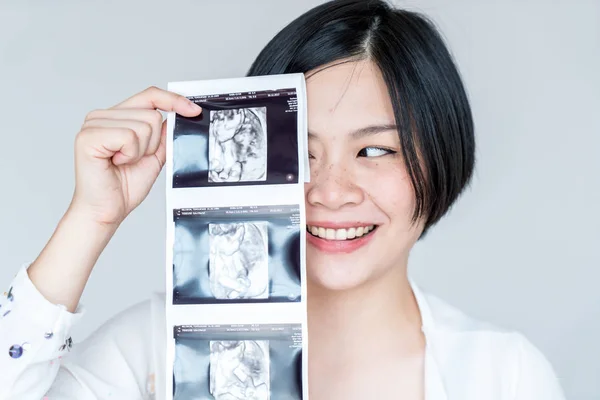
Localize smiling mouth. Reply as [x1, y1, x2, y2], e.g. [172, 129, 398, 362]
[305, 225, 378, 241]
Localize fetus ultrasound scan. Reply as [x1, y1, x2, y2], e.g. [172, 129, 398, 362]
[173, 205, 301, 304]
[208, 108, 267, 183]
[173, 324, 302, 400]
[172, 89, 299, 188]
[209, 340, 270, 400]
[208, 222, 269, 300]
[166, 75, 308, 400]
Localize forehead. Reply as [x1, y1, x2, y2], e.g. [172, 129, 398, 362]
[305, 60, 395, 135]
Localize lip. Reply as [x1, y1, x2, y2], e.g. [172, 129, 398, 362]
[306, 221, 377, 229]
[306, 226, 377, 254]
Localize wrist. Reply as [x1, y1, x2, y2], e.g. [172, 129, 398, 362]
[65, 201, 124, 233]
[27, 202, 121, 311]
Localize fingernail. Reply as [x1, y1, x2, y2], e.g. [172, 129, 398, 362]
[188, 100, 202, 111]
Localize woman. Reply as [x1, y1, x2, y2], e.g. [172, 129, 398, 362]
[0, 0, 565, 399]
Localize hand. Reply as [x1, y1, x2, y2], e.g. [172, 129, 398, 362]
[70, 86, 202, 226]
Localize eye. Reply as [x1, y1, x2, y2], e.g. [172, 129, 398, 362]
[357, 146, 396, 157]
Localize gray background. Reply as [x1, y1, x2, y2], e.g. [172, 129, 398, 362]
[0, 0, 598, 398]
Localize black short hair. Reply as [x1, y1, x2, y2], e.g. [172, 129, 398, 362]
[247, 0, 475, 237]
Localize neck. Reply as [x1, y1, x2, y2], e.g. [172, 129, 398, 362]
[307, 260, 424, 367]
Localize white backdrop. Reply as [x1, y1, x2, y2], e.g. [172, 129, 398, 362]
[0, 1, 598, 398]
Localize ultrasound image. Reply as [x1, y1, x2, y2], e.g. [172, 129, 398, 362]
[208, 108, 267, 183]
[173, 324, 302, 400]
[209, 222, 269, 300]
[172, 206, 301, 305]
[171, 89, 300, 188]
[209, 340, 270, 400]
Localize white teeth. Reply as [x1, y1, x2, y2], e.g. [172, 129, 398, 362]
[335, 229, 347, 240]
[318, 227, 326, 238]
[306, 225, 376, 241]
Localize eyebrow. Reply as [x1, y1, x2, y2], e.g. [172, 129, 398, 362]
[308, 124, 398, 140]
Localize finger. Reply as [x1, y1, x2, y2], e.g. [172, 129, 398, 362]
[155, 121, 168, 168]
[82, 118, 153, 156]
[111, 86, 202, 117]
[77, 127, 141, 166]
[85, 108, 163, 126]
[84, 109, 163, 155]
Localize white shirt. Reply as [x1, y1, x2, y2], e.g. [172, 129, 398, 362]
[0, 264, 566, 400]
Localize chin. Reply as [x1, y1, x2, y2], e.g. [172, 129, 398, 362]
[306, 251, 375, 292]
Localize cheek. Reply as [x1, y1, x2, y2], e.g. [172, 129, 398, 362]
[361, 163, 416, 219]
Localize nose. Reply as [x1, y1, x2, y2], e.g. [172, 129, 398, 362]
[305, 161, 365, 210]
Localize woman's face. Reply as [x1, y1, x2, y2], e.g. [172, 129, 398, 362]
[305, 60, 425, 292]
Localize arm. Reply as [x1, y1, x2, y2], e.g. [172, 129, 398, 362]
[28, 87, 201, 313]
[0, 87, 201, 398]
[0, 266, 156, 400]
